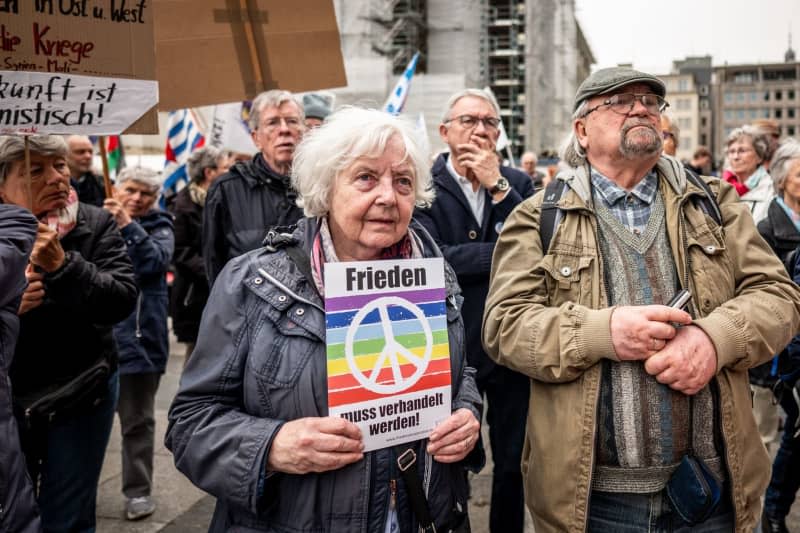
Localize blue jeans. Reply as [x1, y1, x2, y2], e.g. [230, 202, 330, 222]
[764, 390, 800, 519]
[588, 485, 734, 532]
[37, 371, 119, 533]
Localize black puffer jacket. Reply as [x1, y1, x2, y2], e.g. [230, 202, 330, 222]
[202, 154, 304, 284]
[0, 206, 41, 533]
[10, 203, 137, 396]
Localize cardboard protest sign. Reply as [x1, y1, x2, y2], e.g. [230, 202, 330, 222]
[154, 0, 347, 111]
[0, 0, 158, 134]
[325, 258, 452, 452]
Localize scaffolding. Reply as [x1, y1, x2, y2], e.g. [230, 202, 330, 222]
[487, 1, 526, 157]
[368, 0, 428, 74]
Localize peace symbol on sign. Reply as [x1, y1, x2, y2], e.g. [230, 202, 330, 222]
[344, 296, 433, 395]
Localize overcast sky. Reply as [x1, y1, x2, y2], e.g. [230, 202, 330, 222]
[574, 0, 800, 74]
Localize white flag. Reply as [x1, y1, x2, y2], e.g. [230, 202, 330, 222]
[383, 52, 420, 116]
[209, 102, 257, 155]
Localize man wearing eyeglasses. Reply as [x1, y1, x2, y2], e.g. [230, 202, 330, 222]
[483, 67, 800, 532]
[203, 90, 306, 283]
[414, 88, 534, 533]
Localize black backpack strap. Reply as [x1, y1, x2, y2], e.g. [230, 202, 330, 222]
[539, 179, 569, 254]
[684, 168, 722, 226]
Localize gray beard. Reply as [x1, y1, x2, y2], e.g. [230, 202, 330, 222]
[619, 122, 662, 159]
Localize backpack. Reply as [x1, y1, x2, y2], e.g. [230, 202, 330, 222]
[539, 168, 723, 253]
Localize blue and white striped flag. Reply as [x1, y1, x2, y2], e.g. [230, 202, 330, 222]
[162, 109, 206, 206]
[383, 52, 420, 116]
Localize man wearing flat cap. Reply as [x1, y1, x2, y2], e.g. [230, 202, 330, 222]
[482, 66, 800, 531]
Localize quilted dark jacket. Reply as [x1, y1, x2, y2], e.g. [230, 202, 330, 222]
[0, 205, 41, 533]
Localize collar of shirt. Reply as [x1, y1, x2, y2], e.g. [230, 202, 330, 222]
[591, 168, 658, 209]
[446, 154, 474, 187]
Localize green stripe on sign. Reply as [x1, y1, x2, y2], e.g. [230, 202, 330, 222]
[327, 329, 449, 359]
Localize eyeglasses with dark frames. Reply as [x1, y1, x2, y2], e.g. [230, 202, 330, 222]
[583, 93, 669, 118]
[444, 114, 502, 131]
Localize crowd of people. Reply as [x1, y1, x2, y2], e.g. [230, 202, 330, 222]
[2, 65, 800, 533]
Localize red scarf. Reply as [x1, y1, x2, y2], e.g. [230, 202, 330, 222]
[722, 169, 749, 196]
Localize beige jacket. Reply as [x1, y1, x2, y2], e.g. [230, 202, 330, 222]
[482, 156, 800, 532]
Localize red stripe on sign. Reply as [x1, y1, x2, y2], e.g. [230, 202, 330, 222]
[328, 370, 452, 407]
[327, 358, 451, 392]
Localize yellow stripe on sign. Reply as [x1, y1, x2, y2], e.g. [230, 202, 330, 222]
[327, 343, 450, 376]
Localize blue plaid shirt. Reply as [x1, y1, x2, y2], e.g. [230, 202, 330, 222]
[591, 169, 658, 235]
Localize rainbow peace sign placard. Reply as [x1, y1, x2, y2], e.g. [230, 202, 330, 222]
[324, 258, 452, 452]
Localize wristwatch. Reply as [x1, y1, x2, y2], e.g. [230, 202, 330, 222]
[488, 177, 510, 195]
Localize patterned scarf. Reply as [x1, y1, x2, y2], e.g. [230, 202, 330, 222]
[41, 186, 79, 238]
[310, 217, 423, 295]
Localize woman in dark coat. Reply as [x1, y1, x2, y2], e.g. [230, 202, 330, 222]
[0, 205, 41, 533]
[0, 134, 137, 533]
[169, 147, 231, 360]
[757, 139, 800, 532]
[105, 167, 174, 521]
[166, 108, 483, 532]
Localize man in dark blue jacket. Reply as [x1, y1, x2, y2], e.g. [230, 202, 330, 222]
[414, 88, 535, 533]
[0, 205, 42, 533]
[105, 168, 174, 521]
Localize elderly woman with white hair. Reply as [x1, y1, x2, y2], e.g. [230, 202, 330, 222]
[0, 134, 137, 532]
[723, 125, 774, 223]
[105, 167, 174, 520]
[757, 139, 800, 263]
[166, 107, 482, 532]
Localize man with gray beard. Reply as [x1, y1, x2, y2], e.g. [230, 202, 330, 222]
[482, 67, 800, 531]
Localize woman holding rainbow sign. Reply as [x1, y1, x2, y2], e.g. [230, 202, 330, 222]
[166, 107, 483, 533]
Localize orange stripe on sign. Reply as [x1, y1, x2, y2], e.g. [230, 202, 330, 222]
[328, 370, 452, 407]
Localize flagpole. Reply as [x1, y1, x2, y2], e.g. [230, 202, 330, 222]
[505, 144, 516, 168]
[98, 135, 114, 198]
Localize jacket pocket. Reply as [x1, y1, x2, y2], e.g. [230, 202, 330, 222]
[538, 253, 594, 305]
[686, 228, 735, 315]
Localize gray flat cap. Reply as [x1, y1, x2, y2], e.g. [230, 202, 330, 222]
[574, 67, 666, 112]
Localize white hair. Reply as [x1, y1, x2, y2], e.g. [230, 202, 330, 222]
[771, 138, 800, 194]
[441, 88, 501, 123]
[116, 166, 161, 193]
[249, 90, 305, 131]
[291, 107, 434, 217]
[559, 101, 589, 167]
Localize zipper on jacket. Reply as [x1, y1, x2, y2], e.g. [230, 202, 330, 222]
[583, 203, 605, 531]
[389, 478, 397, 511]
[135, 292, 143, 338]
[182, 282, 195, 307]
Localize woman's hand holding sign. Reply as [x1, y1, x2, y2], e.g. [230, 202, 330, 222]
[427, 408, 480, 463]
[267, 416, 364, 475]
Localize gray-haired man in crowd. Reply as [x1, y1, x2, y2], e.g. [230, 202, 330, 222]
[202, 90, 306, 283]
[483, 66, 800, 531]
